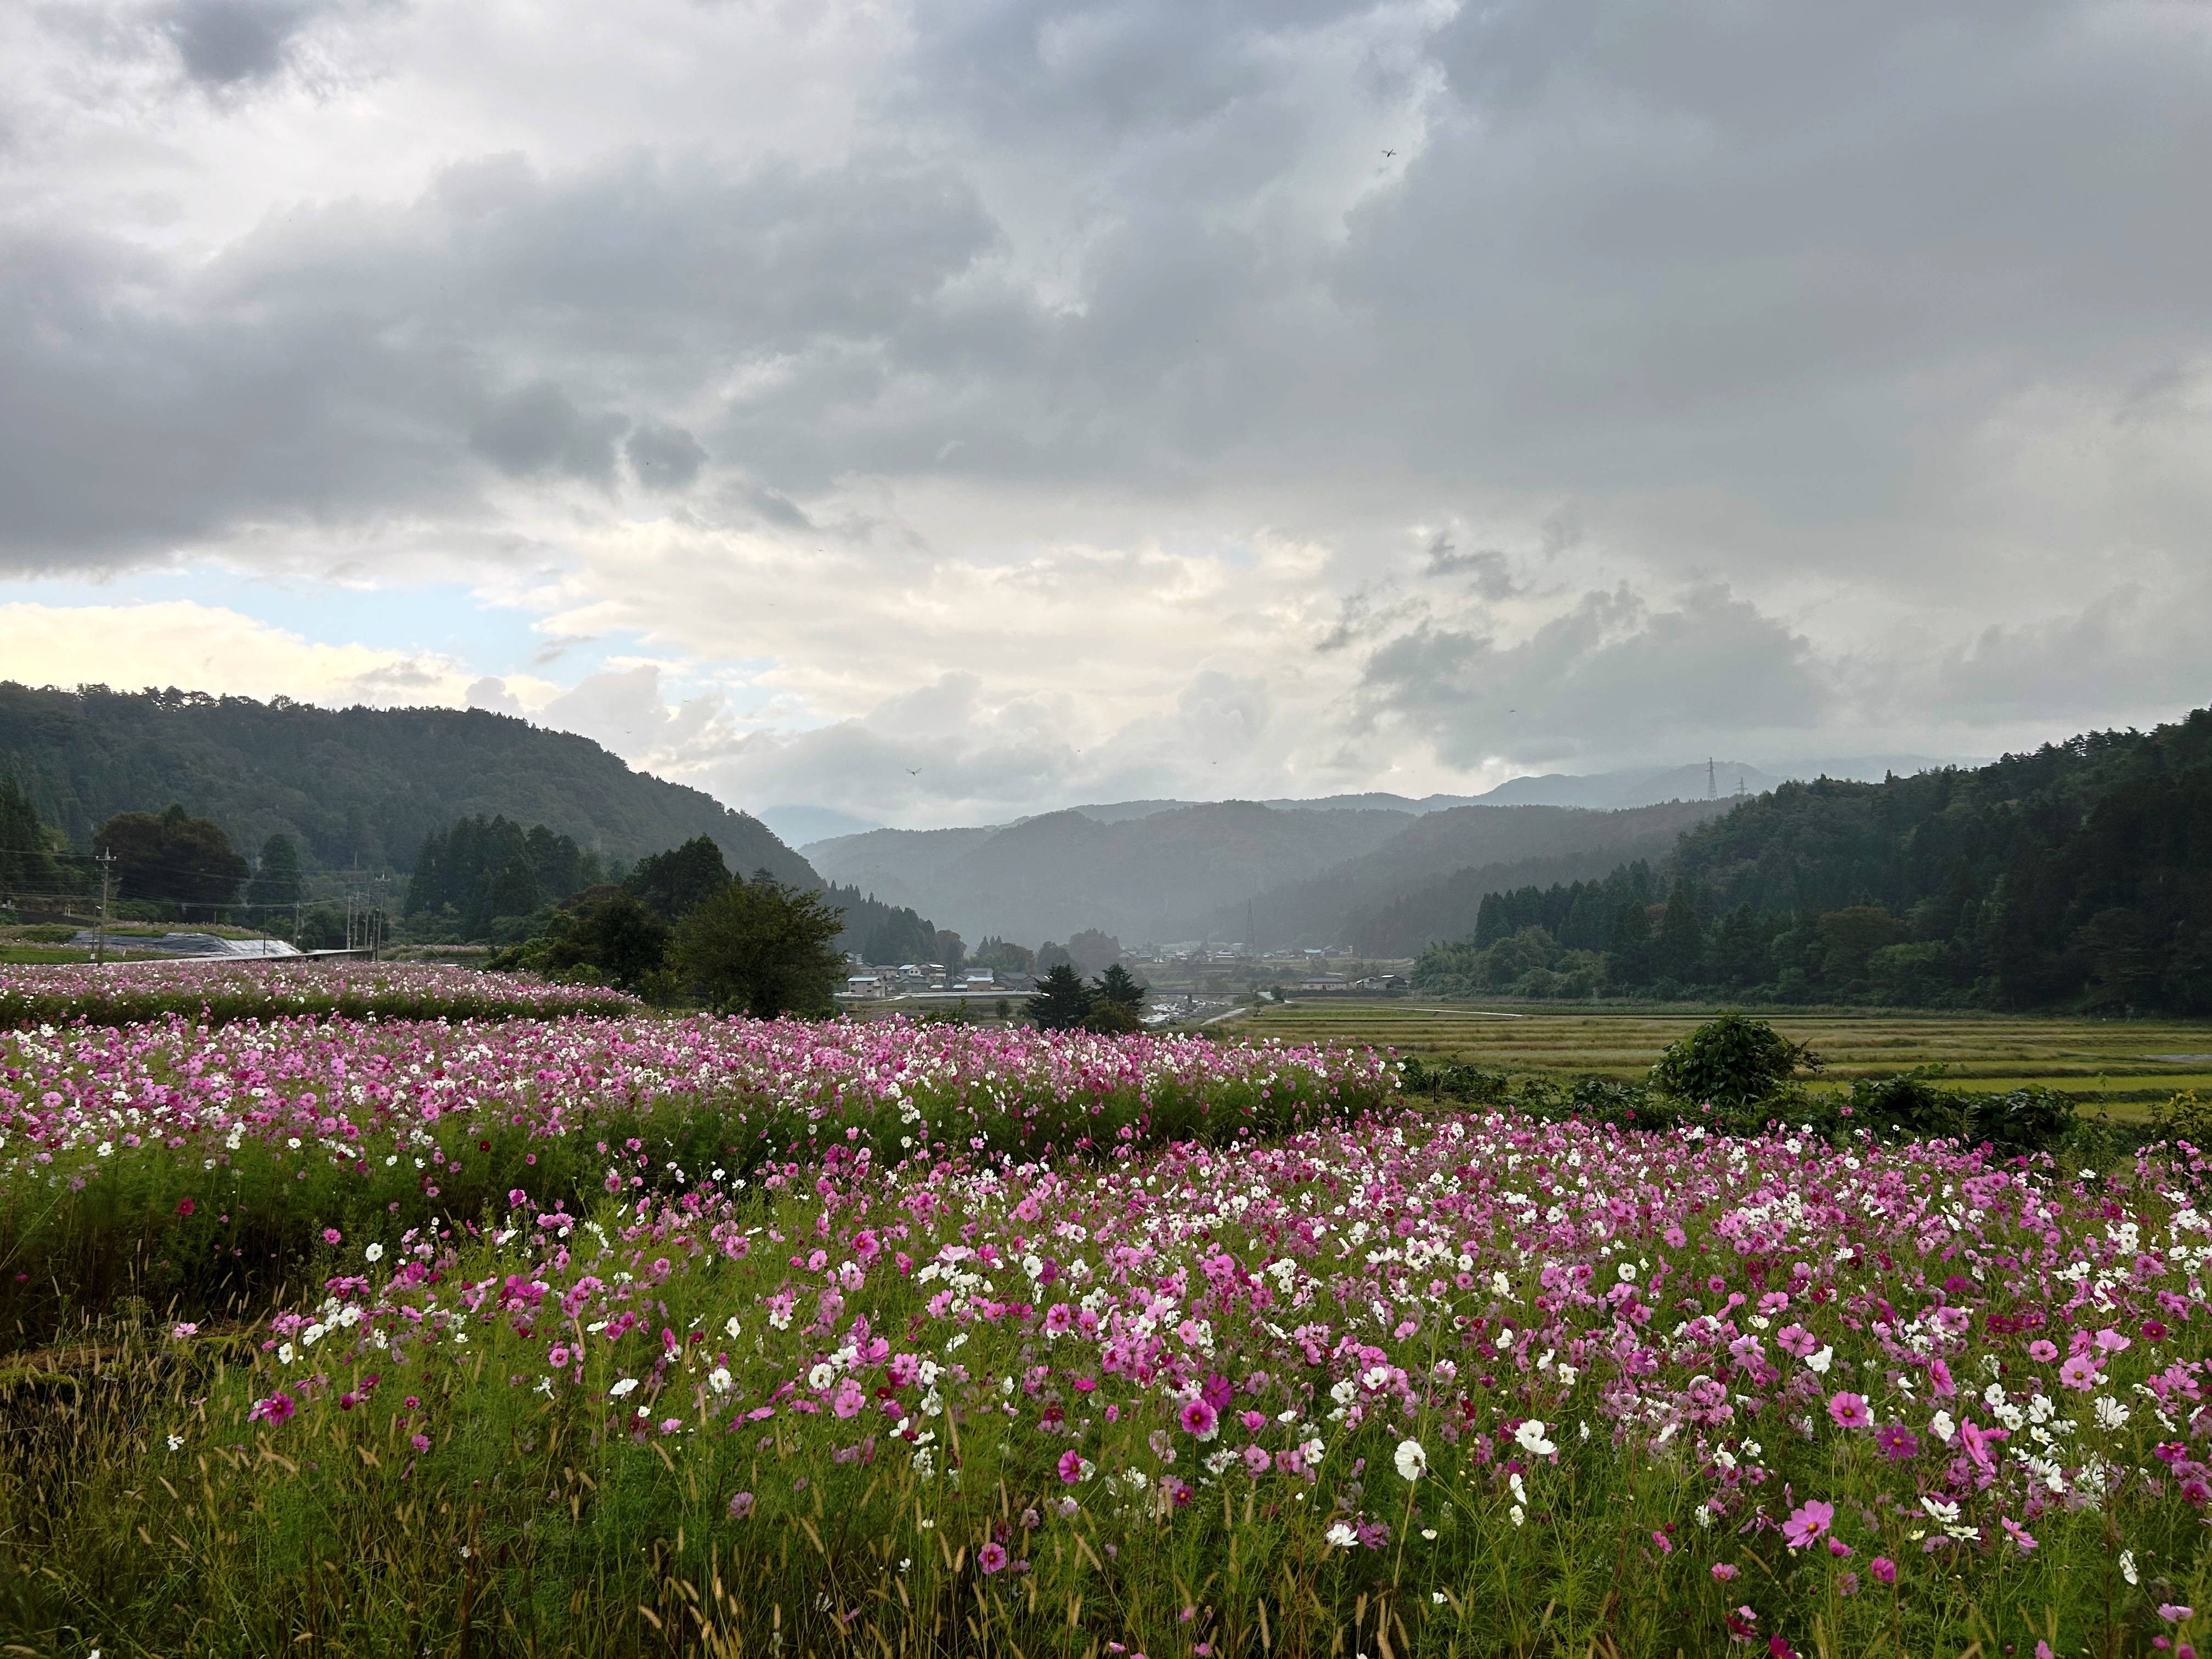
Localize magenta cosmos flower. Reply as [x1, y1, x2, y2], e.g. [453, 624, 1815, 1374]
[1782, 1500, 1834, 1550]
[1179, 1398, 1220, 1439]
[1875, 1423, 1919, 1460]
[1826, 1391, 1873, 1430]
[978, 1542, 1008, 1575]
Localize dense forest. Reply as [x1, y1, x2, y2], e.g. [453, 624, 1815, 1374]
[0, 682, 811, 885]
[1415, 707, 2212, 1013]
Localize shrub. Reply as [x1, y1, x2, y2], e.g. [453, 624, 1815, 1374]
[1649, 1013, 1820, 1105]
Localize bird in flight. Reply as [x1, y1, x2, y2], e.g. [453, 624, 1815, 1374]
[906, 768, 922, 777]
[1381, 149, 1396, 158]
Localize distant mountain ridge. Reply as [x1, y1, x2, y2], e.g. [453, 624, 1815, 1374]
[806, 795, 1740, 949]
[798, 755, 1962, 948]
[0, 682, 814, 886]
[1226, 798, 1735, 950]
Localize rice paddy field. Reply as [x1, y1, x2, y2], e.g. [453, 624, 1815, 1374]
[1245, 1002, 2212, 1114]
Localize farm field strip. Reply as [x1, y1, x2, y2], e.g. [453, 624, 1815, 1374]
[1245, 1002, 2212, 1105]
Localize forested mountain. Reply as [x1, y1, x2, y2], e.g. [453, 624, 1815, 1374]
[1414, 708, 2212, 1013]
[0, 682, 812, 887]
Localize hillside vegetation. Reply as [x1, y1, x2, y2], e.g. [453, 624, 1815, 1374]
[1416, 707, 2212, 1012]
[0, 681, 811, 886]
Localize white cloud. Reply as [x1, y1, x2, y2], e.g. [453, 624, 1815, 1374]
[0, 600, 478, 707]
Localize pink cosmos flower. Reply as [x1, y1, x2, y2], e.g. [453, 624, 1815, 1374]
[728, 1491, 755, 1519]
[1652, 1531, 1673, 1555]
[1043, 1303, 1074, 1334]
[2002, 1518, 2038, 1554]
[2027, 1339, 2059, 1363]
[833, 1379, 866, 1419]
[247, 1391, 296, 1426]
[978, 1542, 1008, 1575]
[1180, 1398, 1220, 1440]
[1781, 1499, 1834, 1550]
[1869, 1557, 1897, 1584]
[1058, 1449, 1087, 1484]
[1241, 1444, 1271, 1476]
[2058, 1353, 2100, 1391]
[1776, 1324, 1816, 1358]
[1241, 1410, 1268, 1434]
[2159, 1605, 2196, 1623]
[1826, 1391, 1872, 1430]
[1711, 1564, 1738, 1582]
[321, 1228, 342, 1245]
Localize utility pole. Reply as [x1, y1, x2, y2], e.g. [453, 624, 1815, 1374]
[1707, 757, 1716, 799]
[93, 848, 115, 966]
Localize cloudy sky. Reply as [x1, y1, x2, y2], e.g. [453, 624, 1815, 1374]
[5, 0, 2209, 831]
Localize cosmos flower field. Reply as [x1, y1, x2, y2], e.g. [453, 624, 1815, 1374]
[1, 1002, 2208, 1655]
[0, 958, 641, 1029]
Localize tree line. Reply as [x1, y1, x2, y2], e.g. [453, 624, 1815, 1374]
[1415, 706, 2212, 1013]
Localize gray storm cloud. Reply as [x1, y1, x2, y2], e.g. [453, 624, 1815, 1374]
[2, 0, 2207, 814]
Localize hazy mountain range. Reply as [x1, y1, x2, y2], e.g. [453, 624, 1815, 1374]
[799, 756, 1965, 950]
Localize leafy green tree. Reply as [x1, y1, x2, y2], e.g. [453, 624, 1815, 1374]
[1025, 963, 1093, 1031]
[94, 804, 249, 910]
[494, 890, 673, 995]
[673, 877, 845, 1017]
[1649, 1014, 1820, 1106]
[246, 834, 302, 910]
[933, 930, 966, 973]
[974, 937, 1034, 975]
[1067, 929, 1121, 978]
[628, 836, 733, 922]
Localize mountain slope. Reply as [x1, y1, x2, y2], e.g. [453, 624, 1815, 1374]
[806, 803, 1415, 944]
[0, 683, 814, 885]
[1231, 798, 1736, 947]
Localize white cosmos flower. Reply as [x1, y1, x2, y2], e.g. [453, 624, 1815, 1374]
[609, 1378, 639, 1398]
[809, 1363, 837, 1391]
[1806, 1346, 1833, 1374]
[1325, 1522, 1358, 1548]
[364, 1243, 383, 1263]
[2120, 1549, 2138, 1585]
[1515, 1419, 1558, 1457]
[1395, 1439, 1427, 1482]
[708, 1368, 733, 1394]
[1509, 1504, 1526, 1527]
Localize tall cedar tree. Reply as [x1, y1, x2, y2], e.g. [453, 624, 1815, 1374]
[246, 834, 302, 909]
[673, 877, 846, 1018]
[0, 777, 65, 895]
[1026, 963, 1093, 1031]
[628, 836, 733, 922]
